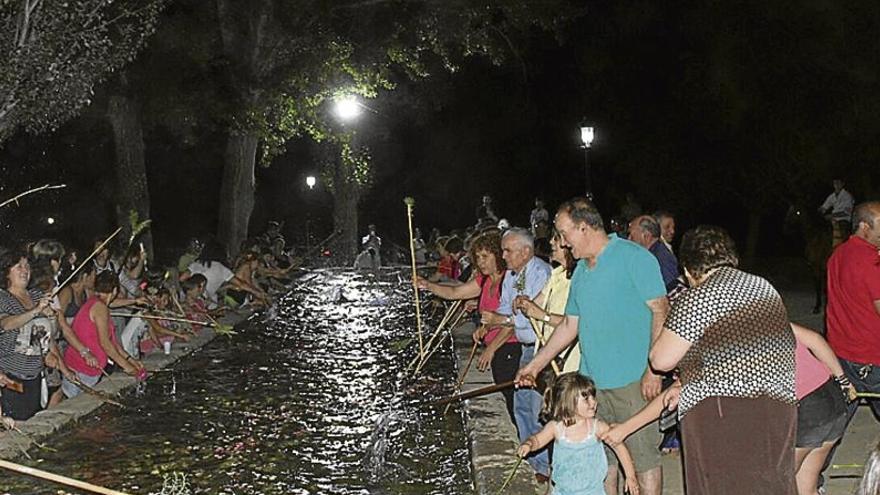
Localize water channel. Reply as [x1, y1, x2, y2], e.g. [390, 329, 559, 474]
[2, 269, 474, 495]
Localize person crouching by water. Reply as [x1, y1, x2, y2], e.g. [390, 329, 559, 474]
[416, 231, 521, 425]
[0, 248, 55, 421]
[518, 373, 640, 495]
[62, 271, 145, 398]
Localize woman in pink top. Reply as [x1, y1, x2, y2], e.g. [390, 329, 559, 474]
[792, 323, 853, 495]
[61, 271, 145, 398]
[417, 230, 520, 424]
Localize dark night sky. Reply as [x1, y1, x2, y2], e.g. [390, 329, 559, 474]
[2, 1, 878, 263]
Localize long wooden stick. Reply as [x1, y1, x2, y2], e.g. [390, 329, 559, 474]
[407, 301, 462, 371]
[530, 321, 561, 377]
[0, 183, 66, 209]
[414, 307, 469, 375]
[110, 312, 207, 327]
[434, 380, 515, 406]
[67, 374, 124, 408]
[404, 197, 424, 358]
[444, 339, 480, 415]
[0, 459, 132, 495]
[52, 227, 123, 297]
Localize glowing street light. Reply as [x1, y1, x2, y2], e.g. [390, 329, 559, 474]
[306, 175, 316, 189]
[333, 95, 362, 121]
[46, 217, 55, 225]
[579, 124, 595, 197]
[580, 126, 595, 148]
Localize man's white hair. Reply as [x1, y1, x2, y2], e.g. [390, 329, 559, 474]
[503, 227, 534, 250]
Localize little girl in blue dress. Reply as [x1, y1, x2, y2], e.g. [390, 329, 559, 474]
[518, 373, 640, 495]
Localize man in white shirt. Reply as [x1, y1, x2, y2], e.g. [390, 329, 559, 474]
[819, 179, 855, 238]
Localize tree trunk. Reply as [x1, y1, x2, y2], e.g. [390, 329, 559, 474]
[106, 94, 153, 257]
[744, 208, 762, 263]
[331, 158, 360, 264]
[218, 131, 258, 259]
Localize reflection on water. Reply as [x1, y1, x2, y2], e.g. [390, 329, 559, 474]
[2, 270, 473, 495]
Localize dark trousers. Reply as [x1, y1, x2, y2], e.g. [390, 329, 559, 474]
[0, 374, 42, 421]
[490, 342, 522, 428]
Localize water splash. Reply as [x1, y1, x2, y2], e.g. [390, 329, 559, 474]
[363, 411, 398, 480]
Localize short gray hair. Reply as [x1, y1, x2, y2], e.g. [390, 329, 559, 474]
[637, 216, 661, 239]
[503, 227, 534, 250]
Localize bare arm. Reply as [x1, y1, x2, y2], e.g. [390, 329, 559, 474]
[92, 302, 137, 374]
[515, 315, 579, 384]
[641, 296, 670, 400]
[600, 385, 677, 446]
[517, 421, 558, 457]
[418, 277, 481, 301]
[646, 296, 670, 346]
[514, 294, 564, 327]
[792, 323, 846, 378]
[649, 327, 692, 372]
[598, 420, 640, 494]
[1, 296, 50, 330]
[476, 326, 514, 371]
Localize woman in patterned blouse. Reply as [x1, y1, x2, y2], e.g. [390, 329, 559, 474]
[0, 248, 55, 420]
[649, 226, 798, 495]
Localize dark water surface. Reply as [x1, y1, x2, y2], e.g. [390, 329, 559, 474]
[2, 270, 473, 495]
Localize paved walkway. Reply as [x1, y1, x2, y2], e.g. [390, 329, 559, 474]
[458, 288, 880, 494]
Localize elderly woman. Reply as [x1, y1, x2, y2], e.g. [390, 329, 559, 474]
[416, 231, 520, 424]
[0, 248, 54, 420]
[649, 226, 797, 494]
[514, 230, 581, 372]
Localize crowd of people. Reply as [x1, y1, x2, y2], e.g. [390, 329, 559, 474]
[416, 190, 880, 495]
[0, 223, 298, 426]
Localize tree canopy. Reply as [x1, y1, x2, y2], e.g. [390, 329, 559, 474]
[0, 0, 165, 143]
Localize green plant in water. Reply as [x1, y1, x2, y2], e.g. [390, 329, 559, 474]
[156, 472, 192, 495]
[214, 323, 238, 337]
[496, 455, 524, 494]
[391, 337, 413, 352]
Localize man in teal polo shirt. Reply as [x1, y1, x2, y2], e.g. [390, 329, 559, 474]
[516, 197, 669, 495]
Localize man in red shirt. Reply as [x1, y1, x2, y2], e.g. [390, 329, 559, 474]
[827, 201, 880, 417]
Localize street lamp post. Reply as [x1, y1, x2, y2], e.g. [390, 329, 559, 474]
[581, 125, 595, 199]
[580, 125, 595, 198]
[305, 176, 317, 253]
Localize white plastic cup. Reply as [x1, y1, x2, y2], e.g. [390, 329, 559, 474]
[163, 341, 172, 355]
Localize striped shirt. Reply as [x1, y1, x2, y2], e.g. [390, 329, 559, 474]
[0, 288, 50, 380]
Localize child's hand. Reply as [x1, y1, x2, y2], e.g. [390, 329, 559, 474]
[625, 476, 640, 495]
[517, 442, 531, 458]
[600, 423, 627, 447]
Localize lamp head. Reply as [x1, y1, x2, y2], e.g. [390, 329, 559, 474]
[580, 126, 594, 148]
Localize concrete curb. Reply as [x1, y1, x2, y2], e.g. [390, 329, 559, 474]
[0, 309, 252, 459]
[452, 320, 542, 495]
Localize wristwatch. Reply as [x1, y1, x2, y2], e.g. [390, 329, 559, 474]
[504, 316, 512, 325]
[79, 348, 92, 358]
[542, 313, 551, 323]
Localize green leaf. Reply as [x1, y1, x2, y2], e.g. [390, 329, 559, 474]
[214, 323, 238, 337]
[391, 337, 413, 352]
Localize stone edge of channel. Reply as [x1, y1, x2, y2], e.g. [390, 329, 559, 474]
[0, 308, 254, 459]
[452, 320, 541, 495]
